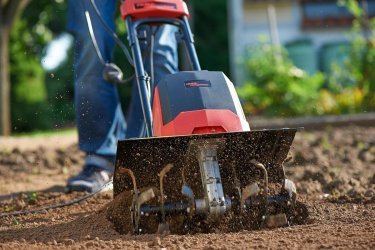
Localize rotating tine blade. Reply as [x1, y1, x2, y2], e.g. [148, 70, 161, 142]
[158, 163, 174, 234]
[139, 188, 156, 205]
[240, 183, 260, 213]
[117, 167, 156, 233]
[118, 168, 138, 194]
[118, 167, 156, 204]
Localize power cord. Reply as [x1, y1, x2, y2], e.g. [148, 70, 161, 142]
[85, 0, 135, 84]
[0, 180, 113, 218]
[89, 0, 134, 67]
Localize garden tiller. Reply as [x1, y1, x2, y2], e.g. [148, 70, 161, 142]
[110, 0, 298, 234]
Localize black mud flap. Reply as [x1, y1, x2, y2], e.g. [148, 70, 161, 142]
[113, 129, 297, 199]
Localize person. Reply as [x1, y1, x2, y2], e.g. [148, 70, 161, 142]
[65, 0, 179, 192]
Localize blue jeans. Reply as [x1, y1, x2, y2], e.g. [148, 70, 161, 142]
[67, 0, 178, 162]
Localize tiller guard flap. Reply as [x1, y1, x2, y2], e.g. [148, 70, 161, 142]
[114, 128, 297, 198]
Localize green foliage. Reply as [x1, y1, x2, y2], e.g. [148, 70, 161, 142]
[4, 205, 15, 213]
[11, 218, 20, 226]
[338, 0, 363, 18]
[20, 0, 67, 54]
[238, 1, 375, 118]
[190, 0, 229, 75]
[10, 19, 52, 131]
[237, 43, 325, 117]
[10, 0, 69, 132]
[26, 192, 37, 204]
[326, 0, 375, 113]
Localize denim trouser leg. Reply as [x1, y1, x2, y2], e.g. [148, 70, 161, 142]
[125, 25, 179, 138]
[67, 0, 178, 163]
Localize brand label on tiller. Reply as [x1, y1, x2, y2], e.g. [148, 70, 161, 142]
[184, 80, 211, 88]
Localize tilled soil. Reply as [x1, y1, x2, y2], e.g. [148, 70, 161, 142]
[0, 126, 374, 249]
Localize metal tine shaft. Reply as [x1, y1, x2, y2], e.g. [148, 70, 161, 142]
[159, 164, 174, 223]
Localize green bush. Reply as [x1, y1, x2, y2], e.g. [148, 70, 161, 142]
[10, 20, 52, 131]
[237, 0, 375, 118]
[237, 43, 325, 117]
[191, 0, 229, 75]
[9, 0, 68, 132]
[326, 0, 375, 113]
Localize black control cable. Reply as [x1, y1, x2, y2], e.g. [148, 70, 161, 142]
[89, 0, 134, 66]
[85, 10, 105, 65]
[84, 0, 137, 84]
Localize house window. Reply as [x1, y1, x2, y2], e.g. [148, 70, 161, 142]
[301, 0, 375, 28]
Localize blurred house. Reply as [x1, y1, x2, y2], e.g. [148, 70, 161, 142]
[228, 0, 375, 84]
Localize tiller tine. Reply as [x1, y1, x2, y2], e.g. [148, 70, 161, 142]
[157, 163, 174, 234]
[113, 129, 299, 233]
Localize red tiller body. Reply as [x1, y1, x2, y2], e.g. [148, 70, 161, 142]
[152, 71, 250, 137]
[153, 89, 245, 136]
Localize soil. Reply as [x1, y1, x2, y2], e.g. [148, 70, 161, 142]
[0, 126, 374, 249]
